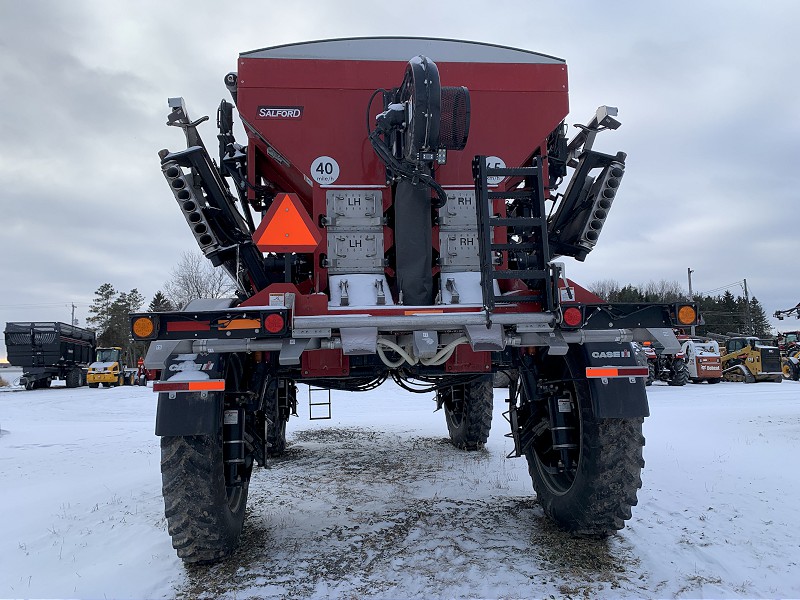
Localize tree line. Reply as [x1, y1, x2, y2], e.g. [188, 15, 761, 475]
[588, 279, 772, 338]
[85, 251, 236, 364]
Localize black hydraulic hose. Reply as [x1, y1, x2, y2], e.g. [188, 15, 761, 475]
[368, 130, 447, 208]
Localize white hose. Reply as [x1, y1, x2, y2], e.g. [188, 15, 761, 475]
[376, 338, 417, 368]
[375, 336, 469, 368]
[420, 336, 468, 366]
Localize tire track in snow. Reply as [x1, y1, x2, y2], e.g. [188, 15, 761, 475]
[175, 427, 645, 599]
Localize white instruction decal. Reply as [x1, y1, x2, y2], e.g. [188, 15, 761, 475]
[223, 410, 239, 425]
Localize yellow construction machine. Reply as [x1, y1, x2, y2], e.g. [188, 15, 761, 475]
[717, 336, 783, 383]
[774, 304, 800, 380]
[87, 347, 136, 387]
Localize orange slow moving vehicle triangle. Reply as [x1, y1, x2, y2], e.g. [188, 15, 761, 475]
[253, 193, 321, 252]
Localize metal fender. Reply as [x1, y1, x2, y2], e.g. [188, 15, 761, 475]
[580, 342, 649, 419]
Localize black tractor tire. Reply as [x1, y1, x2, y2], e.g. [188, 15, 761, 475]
[160, 433, 249, 564]
[646, 363, 655, 386]
[707, 377, 722, 384]
[782, 359, 800, 381]
[88, 382, 99, 389]
[667, 358, 689, 386]
[492, 370, 517, 388]
[24, 380, 36, 391]
[65, 369, 81, 388]
[524, 349, 645, 536]
[441, 376, 493, 450]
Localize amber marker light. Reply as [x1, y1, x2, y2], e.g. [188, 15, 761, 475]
[677, 305, 697, 326]
[132, 317, 155, 339]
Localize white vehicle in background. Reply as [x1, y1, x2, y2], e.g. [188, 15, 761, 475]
[680, 338, 722, 384]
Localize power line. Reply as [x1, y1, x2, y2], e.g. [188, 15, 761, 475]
[698, 280, 745, 296]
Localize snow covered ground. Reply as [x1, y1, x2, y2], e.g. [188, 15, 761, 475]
[1, 366, 799, 599]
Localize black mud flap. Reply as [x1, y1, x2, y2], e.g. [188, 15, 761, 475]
[155, 392, 222, 436]
[154, 353, 224, 436]
[581, 342, 649, 419]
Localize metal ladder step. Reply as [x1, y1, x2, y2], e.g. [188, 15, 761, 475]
[473, 155, 556, 314]
[308, 386, 332, 420]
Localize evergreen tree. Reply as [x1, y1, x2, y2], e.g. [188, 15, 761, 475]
[612, 284, 644, 303]
[749, 296, 772, 338]
[87, 285, 146, 363]
[87, 283, 117, 335]
[148, 291, 174, 312]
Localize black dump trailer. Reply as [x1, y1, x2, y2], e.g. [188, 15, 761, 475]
[4, 322, 96, 390]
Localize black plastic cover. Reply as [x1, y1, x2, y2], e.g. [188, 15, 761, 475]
[394, 178, 434, 305]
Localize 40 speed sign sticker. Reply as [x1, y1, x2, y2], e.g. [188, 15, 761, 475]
[310, 156, 340, 185]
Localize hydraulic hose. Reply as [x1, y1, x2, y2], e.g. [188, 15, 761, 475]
[375, 336, 469, 368]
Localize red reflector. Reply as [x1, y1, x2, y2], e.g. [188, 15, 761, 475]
[586, 366, 649, 379]
[166, 321, 211, 332]
[562, 307, 583, 327]
[264, 313, 285, 333]
[153, 379, 225, 392]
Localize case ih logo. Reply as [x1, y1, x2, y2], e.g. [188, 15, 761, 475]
[257, 106, 303, 119]
[591, 350, 631, 359]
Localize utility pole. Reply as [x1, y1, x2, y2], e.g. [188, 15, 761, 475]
[743, 278, 752, 335]
[71, 303, 76, 326]
[687, 268, 695, 335]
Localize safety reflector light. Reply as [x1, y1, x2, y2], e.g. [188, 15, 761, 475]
[153, 379, 225, 393]
[677, 305, 697, 325]
[166, 321, 211, 332]
[132, 317, 155, 339]
[586, 366, 649, 379]
[264, 313, 286, 333]
[562, 306, 584, 328]
[253, 193, 321, 252]
[218, 318, 262, 331]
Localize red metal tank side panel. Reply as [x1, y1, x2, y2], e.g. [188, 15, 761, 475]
[238, 58, 568, 190]
[239, 58, 567, 92]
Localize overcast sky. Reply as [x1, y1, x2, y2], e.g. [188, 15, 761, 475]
[2, 1, 799, 359]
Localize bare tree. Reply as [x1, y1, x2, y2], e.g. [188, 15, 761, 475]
[164, 251, 237, 309]
[588, 279, 621, 301]
[641, 279, 687, 302]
